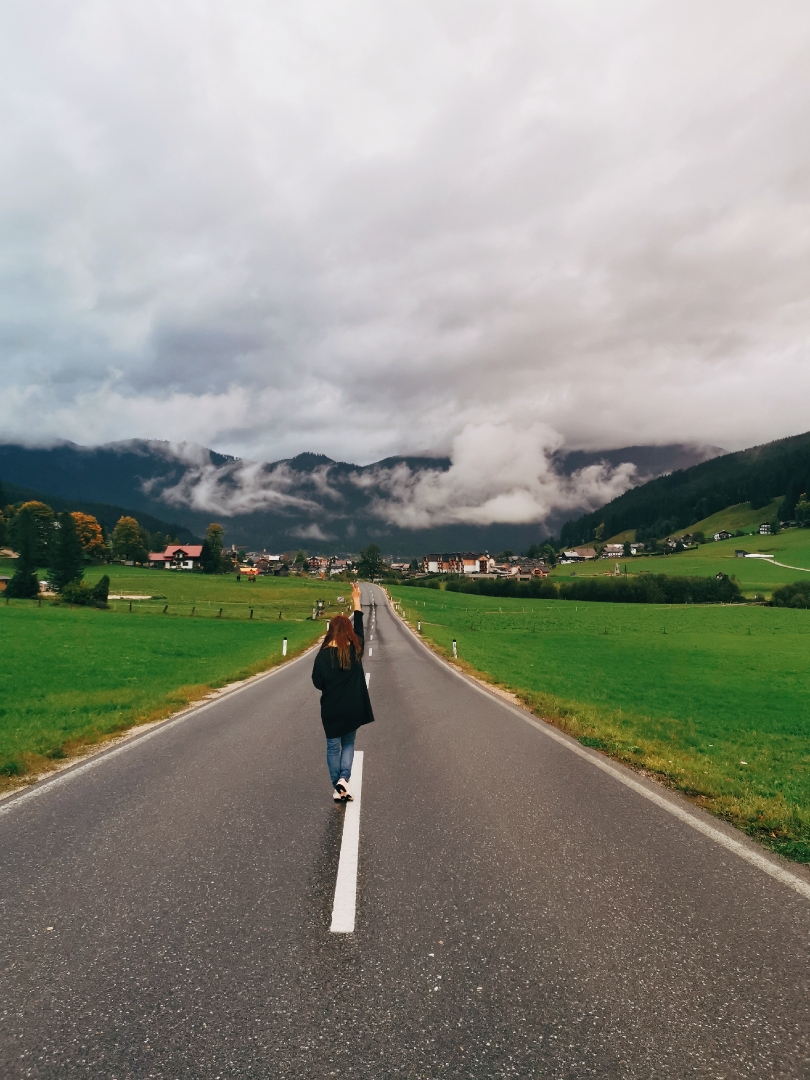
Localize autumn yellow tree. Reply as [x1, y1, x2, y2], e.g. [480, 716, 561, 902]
[71, 512, 108, 561]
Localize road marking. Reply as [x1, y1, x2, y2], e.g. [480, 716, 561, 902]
[368, 647, 372, 656]
[365, 672, 370, 687]
[330, 751, 364, 933]
[383, 587, 810, 904]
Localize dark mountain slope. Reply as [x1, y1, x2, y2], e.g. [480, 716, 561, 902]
[1, 479, 199, 544]
[559, 430, 810, 546]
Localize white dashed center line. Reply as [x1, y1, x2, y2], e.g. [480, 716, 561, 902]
[330, 751, 364, 933]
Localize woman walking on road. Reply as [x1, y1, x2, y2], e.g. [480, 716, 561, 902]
[311, 581, 375, 802]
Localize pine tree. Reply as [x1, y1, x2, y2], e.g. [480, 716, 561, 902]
[6, 506, 40, 598]
[50, 511, 85, 593]
[205, 523, 227, 572]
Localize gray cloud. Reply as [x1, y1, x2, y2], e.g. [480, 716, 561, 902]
[1, 1, 810, 510]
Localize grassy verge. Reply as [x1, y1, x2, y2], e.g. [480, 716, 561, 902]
[390, 585, 810, 862]
[0, 570, 350, 790]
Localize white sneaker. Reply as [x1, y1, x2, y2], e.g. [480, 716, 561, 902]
[333, 788, 343, 802]
[336, 778, 353, 801]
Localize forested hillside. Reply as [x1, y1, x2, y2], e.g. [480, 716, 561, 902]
[559, 430, 810, 547]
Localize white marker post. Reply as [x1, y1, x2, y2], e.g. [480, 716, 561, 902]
[452, 639, 457, 658]
[417, 620, 421, 632]
[282, 637, 287, 656]
[330, 751, 364, 933]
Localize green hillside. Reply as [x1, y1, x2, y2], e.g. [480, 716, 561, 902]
[560, 429, 810, 546]
[552, 526, 810, 598]
[671, 498, 783, 538]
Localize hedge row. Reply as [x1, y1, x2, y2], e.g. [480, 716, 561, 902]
[403, 573, 743, 605]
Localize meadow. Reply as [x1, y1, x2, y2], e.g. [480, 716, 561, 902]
[389, 584, 810, 861]
[551, 527, 810, 597]
[0, 565, 348, 788]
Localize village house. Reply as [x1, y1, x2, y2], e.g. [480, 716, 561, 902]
[561, 546, 598, 562]
[600, 543, 625, 558]
[713, 530, 733, 541]
[759, 523, 772, 535]
[148, 544, 204, 570]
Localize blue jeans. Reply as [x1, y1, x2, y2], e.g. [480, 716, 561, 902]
[326, 730, 356, 787]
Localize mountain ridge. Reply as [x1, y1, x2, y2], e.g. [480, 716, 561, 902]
[0, 438, 721, 555]
[559, 429, 810, 546]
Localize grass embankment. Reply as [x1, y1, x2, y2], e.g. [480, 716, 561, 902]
[390, 586, 810, 862]
[552, 527, 810, 598]
[0, 567, 349, 789]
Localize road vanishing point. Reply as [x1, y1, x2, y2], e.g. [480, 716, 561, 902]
[2, 584, 809, 1078]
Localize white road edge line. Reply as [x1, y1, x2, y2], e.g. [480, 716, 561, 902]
[0, 641, 322, 818]
[365, 672, 371, 687]
[330, 750, 364, 933]
[381, 589, 810, 903]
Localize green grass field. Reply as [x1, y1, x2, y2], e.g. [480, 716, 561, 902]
[0, 568, 348, 789]
[389, 585, 810, 861]
[552, 526, 810, 598]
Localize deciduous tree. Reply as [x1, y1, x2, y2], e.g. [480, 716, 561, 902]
[71, 512, 108, 561]
[357, 543, 385, 579]
[12, 501, 55, 563]
[112, 516, 148, 563]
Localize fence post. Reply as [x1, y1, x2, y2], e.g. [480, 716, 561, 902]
[163, 604, 168, 614]
[191, 606, 195, 616]
[250, 608, 254, 620]
[129, 601, 132, 612]
[218, 608, 222, 618]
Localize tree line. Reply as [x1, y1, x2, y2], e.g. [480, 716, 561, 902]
[403, 573, 743, 605]
[1, 480, 231, 599]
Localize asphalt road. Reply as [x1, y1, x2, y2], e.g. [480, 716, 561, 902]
[2, 583, 810, 1079]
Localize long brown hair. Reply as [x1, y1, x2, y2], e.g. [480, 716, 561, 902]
[321, 614, 363, 669]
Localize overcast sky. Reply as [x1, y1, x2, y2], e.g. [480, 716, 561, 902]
[2, 1, 810, 472]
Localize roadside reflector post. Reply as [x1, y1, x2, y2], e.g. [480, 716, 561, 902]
[282, 637, 288, 656]
[452, 639, 458, 658]
[312, 606, 317, 620]
[418, 620, 421, 632]
[326, 620, 330, 631]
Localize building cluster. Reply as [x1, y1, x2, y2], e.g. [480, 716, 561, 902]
[421, 553, 550, 578]
[559, 543, 643, 562]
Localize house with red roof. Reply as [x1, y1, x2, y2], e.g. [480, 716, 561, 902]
[148, 544, 204, 570]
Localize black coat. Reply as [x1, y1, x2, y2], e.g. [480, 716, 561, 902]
[311, 610, 375, 738]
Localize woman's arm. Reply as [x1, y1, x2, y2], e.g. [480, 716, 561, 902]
[351, 581, 362, 611]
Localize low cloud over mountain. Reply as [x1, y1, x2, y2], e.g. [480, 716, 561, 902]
[0, 437, 721, 553]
